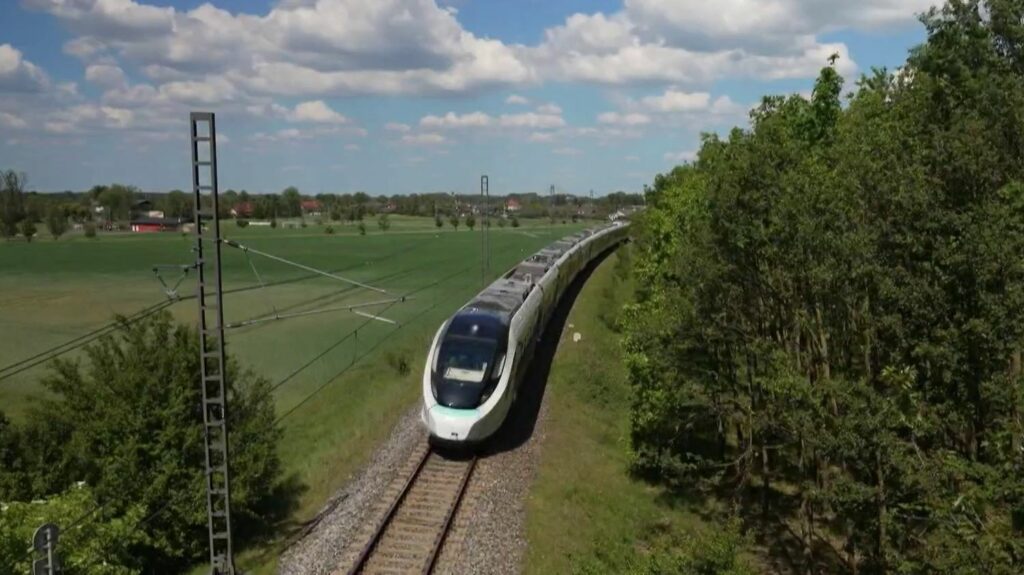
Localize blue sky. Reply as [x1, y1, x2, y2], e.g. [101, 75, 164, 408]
[0, 0, 931, 196]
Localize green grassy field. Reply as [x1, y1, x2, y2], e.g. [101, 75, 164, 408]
[524, 248, 735, 573]
[0, 214, 588, 572]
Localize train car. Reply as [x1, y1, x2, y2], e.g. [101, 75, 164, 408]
[421, 221, 630, 444]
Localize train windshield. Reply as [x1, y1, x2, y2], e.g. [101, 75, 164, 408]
[437, 337, 497, 385]
[432, 312, 508, 409]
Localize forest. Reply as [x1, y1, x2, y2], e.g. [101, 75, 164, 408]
[625, 1, 1024, 573]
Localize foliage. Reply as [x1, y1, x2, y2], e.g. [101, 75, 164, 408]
[624, 3, 1024, 573]
[435, 215, 443, 228]
[45, 205, 68, 240]
[466, 214, 476, 231]
[97, 185, 136, 222]
[0, 312, 285, 571]
[498, 217, 507, 228]
[0, 483, 147, 575]
[325, 225, 335, 235]
[282, 186, 302, 218]
[269, 218, 277, 229]
[358, 221, 366, 235]
[236, 219, 249, 228]
[83, 222, 97, 239]
[449, 215, 460, 230]
[378, 213, 391, 231]
[0, 170, 26, 239]
[511, 216, 520, 228]
[19, 219, 36, 242]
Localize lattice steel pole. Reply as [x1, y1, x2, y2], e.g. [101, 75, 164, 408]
[190, 112, 235, 575]
[481, 175, 489, 287]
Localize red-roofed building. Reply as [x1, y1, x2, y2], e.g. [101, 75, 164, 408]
[301, 200, 323, 216]
[505, 197, 521, 213]
[231, 202, 253, 217]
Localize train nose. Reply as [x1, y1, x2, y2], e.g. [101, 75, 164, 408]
[427, 405, 480, 442]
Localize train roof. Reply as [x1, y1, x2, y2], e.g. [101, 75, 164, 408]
[458, 222, 624, 321]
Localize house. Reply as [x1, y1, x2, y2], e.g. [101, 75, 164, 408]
[301, 199, 323, 216]
[231, 202, 254, 218]
[505, 197, 521, 213]
[130, 216, 189, 232]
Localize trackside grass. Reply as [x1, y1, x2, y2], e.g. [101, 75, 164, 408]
[525, 248, 739, 573]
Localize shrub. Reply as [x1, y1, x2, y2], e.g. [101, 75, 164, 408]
[19, 219, 36, 242]
[84, 222, 97, 238]
[236, 219, 250, 228]
[466, 214, 476, 231]
[498, 218, 507, 228]
[358, 221, 366, 235]
[325, 226, 335, 234]
[435, 215, 443, 228]
[511, 216, 520, 228]
[385, 351, 411, 376]
[300, 221, 308, 228]
[269, 218, 278, 229]
[378, 213, 391, 231]
[315, 218, 324, 226]
[449, 215, 460, 230]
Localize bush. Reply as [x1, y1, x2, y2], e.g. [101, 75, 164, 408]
[23, 312, 288, 571]
[300, 221, 308, 228]
[378, 213, 391, 231]
[435, 215, 443, 228]
[269, 218, 278, 229]
[315, 218, 324, 226]
[84, 222, 97, 238]
[511, 216, 520, 228]
[325, 225, 335, 234]
[236, 219, 250, 228]
[358, 221, 366, 235]
[46, 207, 67, 240]
[466, 214, 476, 231]
[498, 217, 507, 228]
[19, 219, 35, 242]
[385, 351, 411, 376]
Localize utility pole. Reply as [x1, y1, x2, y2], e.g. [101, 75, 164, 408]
[190, 112, 235, 575]
[481, 175, 489, 287]
[549, 184, 555, 237]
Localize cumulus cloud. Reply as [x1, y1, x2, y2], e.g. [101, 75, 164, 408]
[536, 102, 562, 115]
[640, 89, 710, 112]
[290, 100, 348, 124]
[505, 94, 529, 105]
[421, 111, 492, 129]
[385, 122, 411, 132]
[597, 111, 651, 126]
[401, 132, 447, 146]
[0, 44, 49, 92]
[84, 64, 127, 88]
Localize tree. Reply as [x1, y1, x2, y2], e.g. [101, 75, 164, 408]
[358, 221, 367, 235]
[164, 190, 190, 218]
[282, 186, 301, 218]
[498, 217, 506, 228]
[0, 170, 26, 239]
[19, 219, 35, 242]
[466, 214, 476, 231]
[45, 205, 67, 240]
[378, 213, 391, 231]
[97, 185, 135, 223]
[449, 215, 460, 231]
[511, 216, 519, 228]
[24, 312, 286, 571]
[435, 215, 443, 229]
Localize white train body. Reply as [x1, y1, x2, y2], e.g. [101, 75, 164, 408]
[421, 222, 630, 444]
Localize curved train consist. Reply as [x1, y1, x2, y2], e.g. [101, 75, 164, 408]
[421, 221, 630, 444]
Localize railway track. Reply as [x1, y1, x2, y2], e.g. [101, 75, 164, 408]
[347, 447, 476, 575]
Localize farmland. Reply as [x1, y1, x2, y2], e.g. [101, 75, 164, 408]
[0, 215, 587, 569]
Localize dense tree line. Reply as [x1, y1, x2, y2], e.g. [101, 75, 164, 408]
[0, 313, 287, 573]
[624, 2, 1024, 573]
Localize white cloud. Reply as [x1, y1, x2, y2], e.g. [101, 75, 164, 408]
[506, 94, 529, 105]
[85, 64, 127, 88]
[498, 112, 564, 129]
[0, 44, 49, 92]
[553, 146, 582, 156]
[597, 111, 651, 126]
[401, 132, 447, 146]
[290, 100, 348, 124]
[0, 112, 28, 129]
[536, 102, 562, 114]
[421, 111, 492, 128]
[640, 89, 710, 112]
[528, 132, 555, 142]
[385, 122, 411, 132]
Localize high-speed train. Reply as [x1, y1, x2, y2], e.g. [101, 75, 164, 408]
[421, 221, 630, 444]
